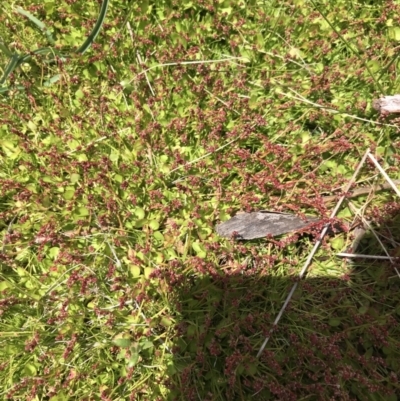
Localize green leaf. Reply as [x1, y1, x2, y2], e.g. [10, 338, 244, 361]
[133, 219, 146, 228]
[382, 346, 394, 355]
[113, 338, 131, 348]
[128, 352, 139, 367]
[23, 363, 38, 376]
[148, 220, 160, 230]
[389, 27, 400, 41]
[0, 281, 10, 291]
[245, 363, 258, 376]
[16, 267, 27, 277]
[44, 0, 55, 14]
[366, 60, 381, 73]
[75, 89, 84, 99]
[164, 248, 177, 260]
[133, 207, 145, 219]
[328, 318, 341, 327]
[75, 207, 89, 217]
[43, 74, 61, 87]
[330, 236, 344, 250]
[197, 227, 211, 240]
[337, 207, 352, 218]
[0, 41, 13, 57]
[63, 187, 75, 200]
[153, 231, 164, 242]
[166, 360, 177, 375]
[114, 174, 123, 183]
[237, 364, 245, 375]
[139, 340, 154, 351]
[192, 242, 207, 258]
[144, 267, 155, 279]
[160, 316, 173, 327]
[110, 150, 119, 162]
[49, 247, 60, 259]
[129, 265, 141, 277]
[70, 173, 80, 183]
[42, 176, 54, 183]
[49, 392, 69, 401]
[0, 54, 20, 85]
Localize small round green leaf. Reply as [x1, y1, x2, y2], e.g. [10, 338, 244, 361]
[328, 318, 341, 327]
[113, 338, 131, 348]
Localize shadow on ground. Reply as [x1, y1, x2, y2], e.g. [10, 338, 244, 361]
[164, 214, 400, 401]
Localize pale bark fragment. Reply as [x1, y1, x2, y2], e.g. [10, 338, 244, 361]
[373, 95, 400, 113]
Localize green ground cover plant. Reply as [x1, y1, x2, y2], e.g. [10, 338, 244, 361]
[1, 0, 400, 400]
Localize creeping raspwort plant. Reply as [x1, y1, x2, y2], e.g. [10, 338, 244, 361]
[0, 0, 400, 400]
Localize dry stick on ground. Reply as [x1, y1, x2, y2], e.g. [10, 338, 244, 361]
[321, 179, 400, 205]
[368, 153, 400, 197]
[256, 148, 371, 358]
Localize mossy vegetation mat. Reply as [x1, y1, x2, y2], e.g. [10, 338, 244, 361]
[1, 0, 400, 400]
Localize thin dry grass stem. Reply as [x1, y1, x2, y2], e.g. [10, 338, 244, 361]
[126, 21, 134, 43]
[93, 212, 122, 268]
[274, 85, 399, 128]
[260, 47, 312, 75]
[367, 153, 400, 197]
[66, 136, 107, 154]
[292, 90, 391, 125]
[119, 56, 248, 93]
[359, 225, 400, 278]
[126, 20, 156, 104]
[350, 154, 400, 277]
[328, 178, 400, 198]
[241, 27, 312, 73]
[136, 51, 155, 97]
[118, 55, 248, 99]
[347, 201, 369, 253]
[337, 253, 399, 261]
[203, 87, 241, 115]
[257, 148, 371, 358]
[82, 251, 122, 264]
[103, 239, 122, 268]
[169, 131, 253, 176]
[132, 299, 172, 353]
[100, 299, 135, 310]
[43, 264, 96, 296]
[110, 62, 129, 107]
[347, 202, 400, 278]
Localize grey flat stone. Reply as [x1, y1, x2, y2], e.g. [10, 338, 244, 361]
[216, 211, 321, 240]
